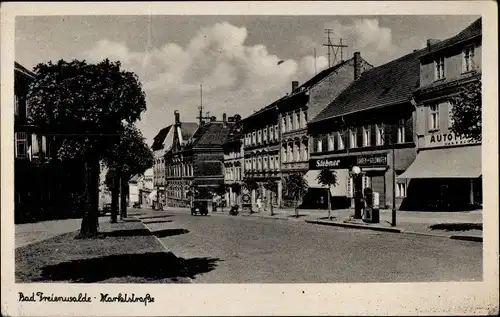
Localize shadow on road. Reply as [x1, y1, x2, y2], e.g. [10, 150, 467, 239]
[138, 215, 173, 220]
[38, 252, 220, 282]
[143, 220, 173, 224]
[153, 228, 189, 238]
[429, 223, 482, 231]
[104, 228, 190, 238]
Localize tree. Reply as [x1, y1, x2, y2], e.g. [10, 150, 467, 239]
[451, 79, 482, 142]
[230, 183, 242, 207]
[243, 179, 259, 213]
[104, 124, 153, 220]
[263, 179, 278, 216]
[284, 173, 308, 218]
[316, 169, 338, 220]
[214, 184, 227, 212]
[27, 59, 146, 238]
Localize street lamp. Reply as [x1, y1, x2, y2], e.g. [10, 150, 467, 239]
[351, 165, 362, 219]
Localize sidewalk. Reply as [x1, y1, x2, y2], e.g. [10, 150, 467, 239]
[15, 216, 109, 248]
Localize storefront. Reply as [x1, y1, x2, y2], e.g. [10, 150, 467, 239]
[398, 142, 481, 211]
[306, 153, 390, 209]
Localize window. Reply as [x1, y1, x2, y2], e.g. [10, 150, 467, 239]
[269, 126, 274, 141]
[338, 131, 345, 150]
[376, 124, 385, 145]
[275, 155, 279, 170]
[15, 95, 19, 116]
[252, 132, 256, 145]
[270, 156, 274, 170]
[263, 127, 268, 142]
[316, 137, 323, 152]
[257, 130, 262, 144]
[281, 117, 286, 133]
[274, 124, 279, 140]
[448, 101, 455, 128]
[349, 129, 357, 148]
[287, 144, 293, 162]
[263, 156, 268, 170]
[252, 157, 256, 170]
[396, 182, 407, 197]
[287, 115, 292, 132]
[294, 112, 299, 130]
[327, 134, 334, 151]
[257, 156, 262, 170]
[363, 125, 371, 147]
[463, 46, 475, 73]
[302, 143, 308, 161]
[282, 146, 287, 163]
[300, 110, 306, 129]
[294, 143, 300, 161]
[429, 104, 440, 130]
[15, 132, 28, 159]
[435, 56, 445, 80]
[397, 119, 405, 143]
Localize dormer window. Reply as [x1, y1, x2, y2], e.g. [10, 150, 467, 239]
[463, 46, 475, 73]
[435, 56, 445, 80]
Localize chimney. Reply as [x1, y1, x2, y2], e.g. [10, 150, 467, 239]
[223, 113, 227, 123]
[292, 81, 299, 93]
[427, 39, 441, 49]
[353, 52, 362, 80]
[174, 110, 180, 125]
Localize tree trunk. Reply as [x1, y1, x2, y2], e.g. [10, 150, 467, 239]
[78, 158, 100, 238]
[295, 198, 299, 218]
[270, 192, 274, 216]
[327, 187, 332, 220]
[110, 175, 119, 223]
[120, 175, 128, 219]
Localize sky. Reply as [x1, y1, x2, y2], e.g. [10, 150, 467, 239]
[15, 15, 480, 145]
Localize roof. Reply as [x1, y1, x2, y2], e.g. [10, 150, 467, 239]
[179, 122, 199, 141]
[310, 49, 423, 123]
[15, 62, 35, 79]
[186, 121, 233, 148]
[222, 121, 244, 145]
[296, 59, 352, 93]
[421, 18, 481, 57]
[151, 125, 173, 151]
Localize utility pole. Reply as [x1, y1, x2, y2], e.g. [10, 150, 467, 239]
[197, 84, 212, 125]
[323, 29, 348, 67]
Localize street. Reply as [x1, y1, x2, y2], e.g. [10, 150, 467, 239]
[138, 209, 482, 283]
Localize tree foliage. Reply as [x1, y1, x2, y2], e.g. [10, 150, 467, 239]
[243, 178, 259, 192]
[104, 124, 153, 180]
[27, 59, 147, 160]
[451, 79, 482, 142]
[263, 179, 278, 193]
[284, 174, 308, 202]
[316, 169, 338, 189]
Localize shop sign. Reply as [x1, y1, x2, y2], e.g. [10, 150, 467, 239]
[424, 132, 480, 148]
[356, 154, 387, 166]
[309, 157, 354, 170]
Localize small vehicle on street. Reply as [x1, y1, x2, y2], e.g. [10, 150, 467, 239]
[229, 205, 239, 216]
[100, 203, 112, 215]
[191, 200, 209, 216]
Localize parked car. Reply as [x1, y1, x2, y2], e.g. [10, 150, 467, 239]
[191, 200, 209, 216]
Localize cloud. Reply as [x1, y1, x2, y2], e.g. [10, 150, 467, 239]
[325, 18, 398, 65]
[80, 22, 330, 143]
[80, 19, 401, 143]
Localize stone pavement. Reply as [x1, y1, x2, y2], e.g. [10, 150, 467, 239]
[15, 216, 109, 248]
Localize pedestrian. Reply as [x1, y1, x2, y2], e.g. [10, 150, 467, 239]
[256, 197, 262, 212]
[212, 194, 218, 212]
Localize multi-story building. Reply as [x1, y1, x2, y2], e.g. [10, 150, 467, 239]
[308, 48, 424, 210]
[222, 115, 244, 206]
[278, 52, 372, 207]
[14, 62, 50, 222]
[151, 113, 198, 208]
[241, 98, 283, 207]
[399, 18, 482, 211]
[165, 112, 233, 207]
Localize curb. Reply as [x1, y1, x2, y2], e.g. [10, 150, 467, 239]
[133, 216, 194, 283]
[450, 235, 483, 242]
[305, 219, 403, 233]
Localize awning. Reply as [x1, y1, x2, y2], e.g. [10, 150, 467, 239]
[398, 145, 481, 179]
[304, 169, 348, 196]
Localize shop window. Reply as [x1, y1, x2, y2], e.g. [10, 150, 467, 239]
[429, 104, 440, 130]
[463, 46, 475, 73]
[397, 119, 406, 143]
[363, 125, 371, 147]
[396, 182, 407, 197]
[435, 56, 445, 80]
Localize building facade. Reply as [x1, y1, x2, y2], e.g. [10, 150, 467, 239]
[241, 99, 283, 207]
[399, 18, 482, 211]
[165, 112, 233, 207]
[278, 52, 373, 207]
[308, 49, 423, 210]
[14, 62, 51, 222]
[222, 115, 244, 206]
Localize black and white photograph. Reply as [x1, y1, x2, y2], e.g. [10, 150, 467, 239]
[1, 2, 498, 316]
